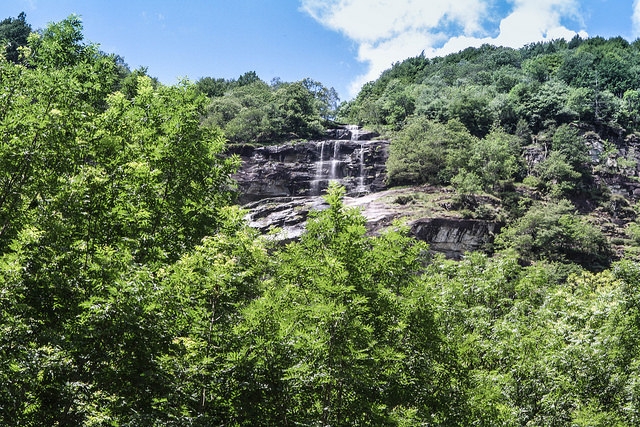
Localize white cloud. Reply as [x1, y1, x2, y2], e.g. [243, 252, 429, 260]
[349, 30, 444, 94]
[491, 0, 584, 46]
[302, 0, 488, 43]
[633, 0, 640, 38]
[301, 0, 588, 97]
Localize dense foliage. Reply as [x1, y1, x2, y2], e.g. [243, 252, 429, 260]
[0, 11, 31, 63]
[339, 38, 640, 134]
[198, 73, 339, 143]
[346, 36, 640, 272]
[340, 38, 640, 211]
[3, 14, 640, 426]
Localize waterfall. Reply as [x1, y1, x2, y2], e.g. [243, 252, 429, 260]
[357, 141, 366, 192]
[311, 140, 325, 195]
[346, 125, 368, 194]
[310, 125, 368, 196]
[330, 140, 340, 181]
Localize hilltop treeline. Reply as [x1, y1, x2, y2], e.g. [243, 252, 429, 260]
[336, 36, 640, 197]
[339, 36, 640, 135]
[337, 36, 640, 195]
[332, 36, 640, 266]
[196, 73, 339, 143]
[3, 13, 640, 426]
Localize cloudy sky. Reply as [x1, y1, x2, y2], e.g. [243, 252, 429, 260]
[2, 1, 639, 99]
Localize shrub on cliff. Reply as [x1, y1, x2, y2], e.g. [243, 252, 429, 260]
[386, 116, 475, 186]
[495, 199, 611, 269]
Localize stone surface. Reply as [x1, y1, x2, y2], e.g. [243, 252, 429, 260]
[227, 128, 389, 204]
[234, 125, 640, 260]
[243, 187, 503, 259]
[524, 129, 640, 201]
[410, 217, 501, 259]
[234, 127, 504, 258]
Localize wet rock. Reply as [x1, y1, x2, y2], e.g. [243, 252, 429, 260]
[227, 130, 389, 204]
[242, 188, 503, 259]
[234, 127, 502, 258]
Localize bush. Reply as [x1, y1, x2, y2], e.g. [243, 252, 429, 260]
[386, 117, 475, 186]
[495, 199, 611, 269]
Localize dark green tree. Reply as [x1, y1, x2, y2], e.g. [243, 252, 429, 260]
[451, 128, 522, 193]
[272, 81, 324, 138]
[196, 76, 229, 97]
[0, 12, 31, 63]
[386, 117, 475, 186]
[236, 70, 261, 87]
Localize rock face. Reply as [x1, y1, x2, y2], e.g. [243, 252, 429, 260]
[243, 186, 503, 259]
[228, 127, 389, 204]
[524, 128, 640, 201]
[233, 124, 640, 259]
[595, 133, 640, 200]
[410, 217, 502, 259]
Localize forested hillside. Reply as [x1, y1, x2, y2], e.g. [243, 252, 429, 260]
[2, 14, 640, 426]
[336, 36, 640, 265]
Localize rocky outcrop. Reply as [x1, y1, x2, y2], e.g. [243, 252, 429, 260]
[227, 127, 389, 204]
[233, 124, 640, 260]
[524, 129, 640, 201]
[593, 133, 640, 200]
[410, 217, 502, 259]
[243, 187, 503, 259]
[243, 196, 324, 242]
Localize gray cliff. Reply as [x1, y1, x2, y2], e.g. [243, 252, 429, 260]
[228, 127, 388, 204]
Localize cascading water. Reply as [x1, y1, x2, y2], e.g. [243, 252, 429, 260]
[311, 140, 325, 195]
[330, 140, 341, 181]
[311, 125, 369, 196]
[357, 140, 366, 192]
[346, 125, 368, 194]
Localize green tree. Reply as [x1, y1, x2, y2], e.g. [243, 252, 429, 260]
[495, 199, 611, 268]
[236, 70, 261, 87]
[522, 53, 562, 82]
[28, 14, 86, 68]
[447, 85, 496, 137]
[386, 117, 475, 186]
[118, 66, 159, 100]
[533, 151, 583, 197]
[510, 79, 573, 131]
[272, 80, 324, 138]
[551, 124, 590, 171]
[0, 16, 119, 250]
[620, 89, 640, 130]
[301, 77, 340, 122]
[142, 206, 269, 425]
[228, 184, 460, 425]
[0, 17, 240, 424]
[196, 76, 228, 97]
[452, 128, 522, 193]
[0, 12, 31, 63]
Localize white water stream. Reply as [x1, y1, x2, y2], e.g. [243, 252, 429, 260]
[311, 125, 368, 196]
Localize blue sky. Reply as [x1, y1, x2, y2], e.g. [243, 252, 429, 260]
[1, 1, 639, 100]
